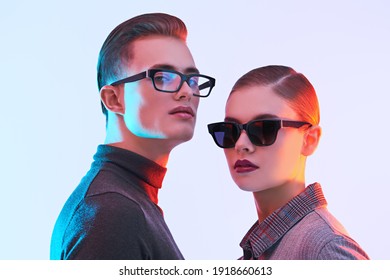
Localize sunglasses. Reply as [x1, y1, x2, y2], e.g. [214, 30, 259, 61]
[207, 119, 312, 148]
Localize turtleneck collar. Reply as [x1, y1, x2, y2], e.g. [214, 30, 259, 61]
[92, 144, 167, 205]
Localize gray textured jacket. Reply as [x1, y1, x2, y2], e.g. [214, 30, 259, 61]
[240, 183, 369, 260]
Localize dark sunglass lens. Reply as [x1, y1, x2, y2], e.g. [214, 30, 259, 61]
[212, 123, 237, 148]
[248, 120, 279, 146]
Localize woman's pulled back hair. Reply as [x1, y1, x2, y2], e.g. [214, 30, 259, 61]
[230, 65, 320, 125]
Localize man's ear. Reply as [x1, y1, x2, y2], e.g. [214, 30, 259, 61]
[100, 85, 125, 115]
[301, 125, 322, 156]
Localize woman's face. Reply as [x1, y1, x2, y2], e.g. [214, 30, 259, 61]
[224, 85, 307, 193]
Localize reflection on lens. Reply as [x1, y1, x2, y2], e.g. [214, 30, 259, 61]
[211, 123, 237, 148]
[249, 121, 279, 146]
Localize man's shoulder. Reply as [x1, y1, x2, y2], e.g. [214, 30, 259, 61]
[54, 192, 150, 260]
[86, 163, 144, 199]
[74, 191, 147, 230]
[52, 165, 147, 244]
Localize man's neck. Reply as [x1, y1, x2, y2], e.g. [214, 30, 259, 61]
[106, 140, 170, 167]
[104, 115, 174, 167]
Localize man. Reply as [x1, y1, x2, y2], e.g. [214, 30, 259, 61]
[50, 13, 215, 260]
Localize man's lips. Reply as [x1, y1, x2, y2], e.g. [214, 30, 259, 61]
[234, 159, 259, 173]
[169, 106, 195, 117]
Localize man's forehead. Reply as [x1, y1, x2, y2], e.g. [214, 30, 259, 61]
[149, 63, 199, 74]
[124, 36, 196, 73]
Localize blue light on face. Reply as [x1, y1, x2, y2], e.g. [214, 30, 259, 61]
[123, 83, 167, 139]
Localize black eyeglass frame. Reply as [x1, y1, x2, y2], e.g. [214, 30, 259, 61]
[110, 68, 216, 97]
[207, 119, 312, 148]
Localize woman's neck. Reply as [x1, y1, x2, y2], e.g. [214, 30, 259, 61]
[253, 180, 306, 223]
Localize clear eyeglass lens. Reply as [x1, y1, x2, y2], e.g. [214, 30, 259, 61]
[153, 71, 180, 91]
[153, 71, 211, 96]
[192, 76, 211, 96]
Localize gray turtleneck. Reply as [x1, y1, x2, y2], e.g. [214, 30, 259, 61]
[50, 144, 184, 260]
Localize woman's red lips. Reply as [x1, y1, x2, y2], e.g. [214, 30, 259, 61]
[169, 106, 195, 117]
[234, 159, 259, 173]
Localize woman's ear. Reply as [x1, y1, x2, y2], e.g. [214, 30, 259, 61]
[100, 85, 125, 115]
[301, 125, 322, 156]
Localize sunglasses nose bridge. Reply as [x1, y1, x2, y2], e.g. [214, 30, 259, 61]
[239, 123, 248, 131]
[234, 123, 255, 150]
[230, 123, 249, 141]
[237, 123, 251, 137]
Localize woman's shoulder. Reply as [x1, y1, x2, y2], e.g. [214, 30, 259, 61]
[300, 207, 350, 237]
[286, 208, 369, 259]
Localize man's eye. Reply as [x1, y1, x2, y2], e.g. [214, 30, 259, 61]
[154, 73, 175, 83]
[188, 77, 199, 87]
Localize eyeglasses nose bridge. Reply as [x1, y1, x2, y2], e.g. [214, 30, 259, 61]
[173, 74, 193, 97]
[181, 74, 196, 89]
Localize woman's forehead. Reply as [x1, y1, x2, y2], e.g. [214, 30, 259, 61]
[225, 85, 298, 122]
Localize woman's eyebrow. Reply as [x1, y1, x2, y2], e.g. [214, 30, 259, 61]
[224, 116, 239, 122]
[224, 114, 280, 123]
[253, 114, 280, 119]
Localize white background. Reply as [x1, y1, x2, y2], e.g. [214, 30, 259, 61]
[1, 0, 389, 260]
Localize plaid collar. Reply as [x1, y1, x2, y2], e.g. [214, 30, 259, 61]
[240, 183, 327, 259]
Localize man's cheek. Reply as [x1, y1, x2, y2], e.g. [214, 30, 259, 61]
[138, 106, 166, 139]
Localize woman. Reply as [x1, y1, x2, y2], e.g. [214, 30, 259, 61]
[207, 65, 369, 260]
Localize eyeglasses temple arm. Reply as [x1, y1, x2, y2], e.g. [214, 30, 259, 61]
[199, 78, 216, 90]
[110, 71, 147, 86]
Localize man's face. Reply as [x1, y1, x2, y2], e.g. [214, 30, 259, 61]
[120, 36, 200, 145]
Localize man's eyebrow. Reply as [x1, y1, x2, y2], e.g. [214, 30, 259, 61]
[150, 64, 200, 74]
[224, 114, 280, 123]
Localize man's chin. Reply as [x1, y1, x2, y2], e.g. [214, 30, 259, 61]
[167, 132, 194, 147]
[178, 133, 194, 143]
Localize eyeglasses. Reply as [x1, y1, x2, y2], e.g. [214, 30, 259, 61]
[110, 69, 216, 97]
[207, 119, 312, 148]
